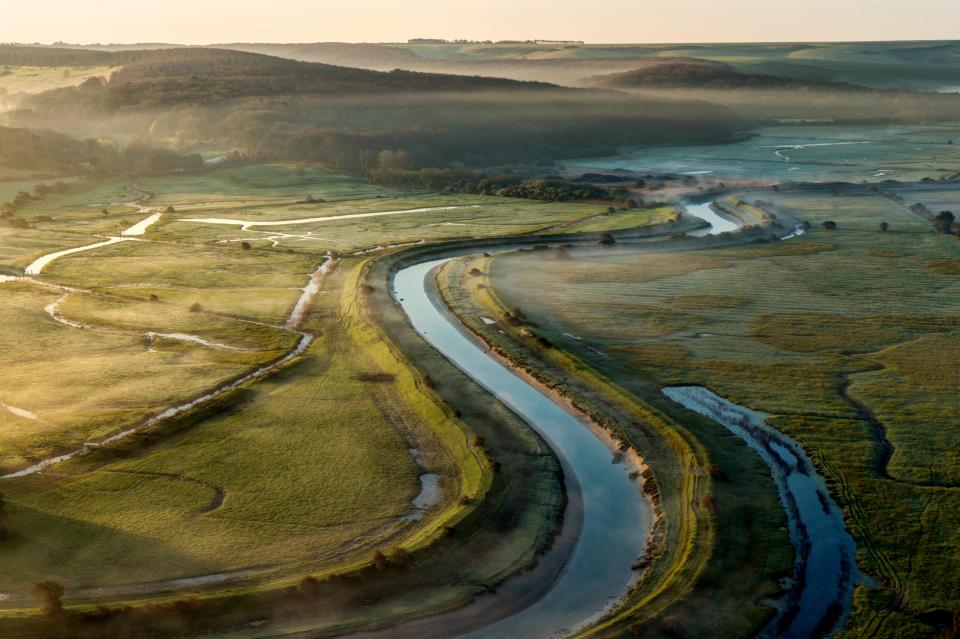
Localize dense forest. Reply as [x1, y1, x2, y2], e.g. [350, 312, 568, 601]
[367, 167, 616, 200]
[0, 125, 202, 175]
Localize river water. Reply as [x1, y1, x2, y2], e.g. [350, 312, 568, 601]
[393, 258, 650, 639]
[663, 387, 856, 639]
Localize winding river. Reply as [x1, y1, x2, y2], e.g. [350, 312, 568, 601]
[386, 201, 853, 637]
[393, 259, 650, 639]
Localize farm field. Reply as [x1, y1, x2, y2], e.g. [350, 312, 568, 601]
[468, 188, 960, 636]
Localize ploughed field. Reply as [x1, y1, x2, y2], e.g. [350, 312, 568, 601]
[464, 188, 960, 637]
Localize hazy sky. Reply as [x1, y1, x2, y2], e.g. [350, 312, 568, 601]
[3, 0, 958, 44]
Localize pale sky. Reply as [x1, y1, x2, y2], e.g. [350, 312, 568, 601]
[2, 0, 958, 45]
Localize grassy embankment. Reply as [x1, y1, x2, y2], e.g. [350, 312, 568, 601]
[479, 188, 960, 637]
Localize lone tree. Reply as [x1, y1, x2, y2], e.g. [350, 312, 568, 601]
[165, 206, 175, 214]
[31, 580, 64, 617]
[933, 211, 955, 234]
[878, 222, 889, 232]
[821, 220, 838, 230]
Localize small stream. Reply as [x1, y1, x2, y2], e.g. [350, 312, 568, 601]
[663, 386, 856, 639]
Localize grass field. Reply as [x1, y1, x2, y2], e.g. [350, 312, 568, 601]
[478, 188, 960, 636]
[0, 164, 578, 635]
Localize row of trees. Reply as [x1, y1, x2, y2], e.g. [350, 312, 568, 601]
[0, 125, 204, 177]
[367, 168, 613, 201]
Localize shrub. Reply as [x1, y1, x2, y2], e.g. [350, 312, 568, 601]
[355, 372, 395, 383]
[296, 576, 320, 596]
[391, 548, 411, 567]
[599, 232, 616, 245]
[701, 495, 717, 512]
[189, 302, 202, 312]
[606, 206, 616, 214]
[31, 580, 64, 617]
[148, 294, 160, 302]
[821, 220, 837, 230]
[658, 616, 683, 637]
[933, 210, 955, 234]
[240, 241, 251, 250]
[165, 206, 175, 213]
[468, 267, 483, 276]
[372, 550, 389, 570]
[878, 222, 889, 232]
[706, 464, 726, 480]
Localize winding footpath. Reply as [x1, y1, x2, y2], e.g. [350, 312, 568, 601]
[179, 204, 480, 230]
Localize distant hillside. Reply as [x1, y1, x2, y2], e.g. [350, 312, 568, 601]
[220, 42, 423, 69]
[9, 47, 745, 173]
[0, 45, 144, 67]
[21, 47, 557, 111]
[586, 61, 863, 91]
[581, 58, 960, 123]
